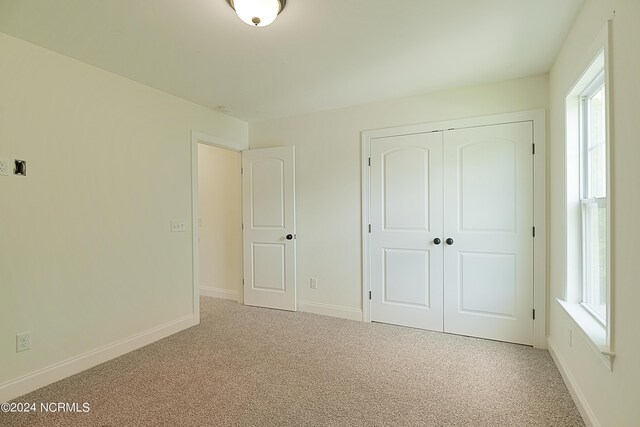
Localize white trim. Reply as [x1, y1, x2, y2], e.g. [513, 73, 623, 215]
[562, 22, 613, 360]
[191, 131, 243, 153]
[532, 109, 547, 349]
[362, 110, 541, 139]
[0, 314, 196, 403]
[297, 301, 362, 321]
[556, 299, 614, 370]
[548, 337, 599, 427]
[191, 130, 244, 320]
[361, 135, 371, 324]
[200, 286, 239, 302]
[361, 110, 547, 349]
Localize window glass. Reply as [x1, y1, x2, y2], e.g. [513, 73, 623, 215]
[582, 201, 607, 320]
[580, 75, 607, 324]
[585, 84, 606, 199]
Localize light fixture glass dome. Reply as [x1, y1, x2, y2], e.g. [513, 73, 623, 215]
[231, 0, 283, 27]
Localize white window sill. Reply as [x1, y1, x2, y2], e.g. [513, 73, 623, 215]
[556, 298, 614, 371]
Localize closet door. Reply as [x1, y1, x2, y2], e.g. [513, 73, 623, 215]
[442, 122, 534, 345]
[369, 132, 444, 331]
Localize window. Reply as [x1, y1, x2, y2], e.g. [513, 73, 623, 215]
[580, 73, 607, 324]
[560, 25, 613, 369]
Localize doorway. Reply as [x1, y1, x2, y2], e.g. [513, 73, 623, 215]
[191, 134, 298, 319]
[191, 132, 243, 322]
[198, 143, 243, 301]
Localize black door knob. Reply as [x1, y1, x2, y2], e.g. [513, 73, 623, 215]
[433, 238, 441, 245]
[446, 238, 454, 245]
[286, 234, 293, 240]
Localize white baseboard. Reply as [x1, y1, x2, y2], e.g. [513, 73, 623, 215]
[0, 314, 197, 403]
[200, 286, 238, 301]
[547, 337, 599, 427]
[297, 300, 362, 321]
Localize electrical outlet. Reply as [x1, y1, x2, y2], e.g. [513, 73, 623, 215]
[568, 329, 573, 348]
[310, 278, 317, 289]
[16, 332, 31, 352]
[0, 158, 9, 176]
[171, 220, 186, 232]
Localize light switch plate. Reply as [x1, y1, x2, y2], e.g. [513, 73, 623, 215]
[171, 220, 186, 232]
[0, 158, 9, 176]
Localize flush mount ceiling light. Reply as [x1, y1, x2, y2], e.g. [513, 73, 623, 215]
[226, 0, 286, 27]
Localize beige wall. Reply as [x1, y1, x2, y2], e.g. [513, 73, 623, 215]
[0, 33, 247, 397]
[249, 75, 549, 316]
[198, 144, 242, 300]
[547, 0, 640, 425]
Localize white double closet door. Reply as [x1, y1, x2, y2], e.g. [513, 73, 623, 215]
[369, 121, 534, 345]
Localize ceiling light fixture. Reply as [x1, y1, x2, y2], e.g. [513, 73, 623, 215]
[226, 0, 286, 27]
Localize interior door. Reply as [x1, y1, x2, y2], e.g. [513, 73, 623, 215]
[242, 146, 296, 311]
[443, 122, 533, 345]
[369, 133, 444, 331]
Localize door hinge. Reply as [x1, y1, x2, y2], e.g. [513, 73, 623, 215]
[368, 224, 372, 233]
[242, 223, 244, 230]
[533, 309, 536, 320]
[241, 167, 243, 174]
[243, 278, 245, 285]
[532, 226, 536, 237]
[532, 143, 536, 155]
[369, 291, 372, 300]
[368, 157, 371, 166]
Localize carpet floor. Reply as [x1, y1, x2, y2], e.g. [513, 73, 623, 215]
[2, 297, 584, 426]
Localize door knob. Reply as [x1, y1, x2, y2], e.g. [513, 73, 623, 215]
[433, 238, 441, 245]
[286, 234, 293, 240]
[446, 238, 454, 245]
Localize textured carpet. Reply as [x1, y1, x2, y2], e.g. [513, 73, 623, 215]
[2, 297, 584, 426]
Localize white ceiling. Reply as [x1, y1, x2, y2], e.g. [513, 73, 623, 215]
[0, 0, 583, 121]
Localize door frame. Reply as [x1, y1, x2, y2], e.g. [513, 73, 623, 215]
[191, 131, 245, 324]
[361, 110, 547, 348]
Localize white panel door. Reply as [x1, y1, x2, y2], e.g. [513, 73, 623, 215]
[370, 133, 444, 331]
[443, 122, 533, 345]
[242, 146, 296, 311]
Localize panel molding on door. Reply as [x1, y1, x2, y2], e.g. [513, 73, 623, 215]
[365, 116, 537, 346]
[369, 132, 444, 331]
[242, 146, 296, 311]
[443, 122, 533, 345]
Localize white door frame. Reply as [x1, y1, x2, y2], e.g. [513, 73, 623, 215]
[191, 131, 245, 324]
[361, 110, 547, 349]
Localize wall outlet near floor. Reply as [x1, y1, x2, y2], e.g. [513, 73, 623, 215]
[310, 278, 318, 289]
[16, 332, 31, 352]
[568, 329, 573, 348]
[171, 220, 186, 232]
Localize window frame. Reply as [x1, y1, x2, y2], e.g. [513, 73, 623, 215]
[579, 197, 607, 323]
[559, 21, 614, 371]
[578, 72, 607, 326]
